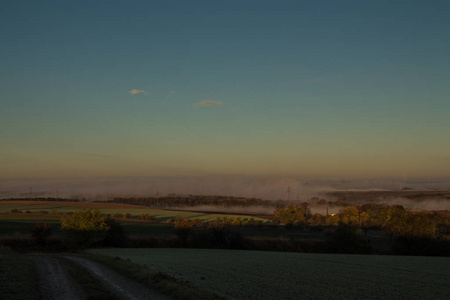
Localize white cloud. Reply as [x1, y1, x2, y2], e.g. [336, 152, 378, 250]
[129, 89, 149, 95]
[193, 100, 224, 107]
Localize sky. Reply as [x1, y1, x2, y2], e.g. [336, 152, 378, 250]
[1, 0, 450, 181]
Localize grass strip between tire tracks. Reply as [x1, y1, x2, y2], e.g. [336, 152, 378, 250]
[58, 256, 121, 300]
[78, 252, 226, 300]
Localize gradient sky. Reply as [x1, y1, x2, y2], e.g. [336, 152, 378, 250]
[1, 0, 449, 179]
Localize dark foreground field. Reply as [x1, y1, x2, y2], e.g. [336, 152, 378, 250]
[0, 249, 224, 300]
[90, 248, 450, 300]
[2, 247, 449, 300]
[1, 196, 449, 299]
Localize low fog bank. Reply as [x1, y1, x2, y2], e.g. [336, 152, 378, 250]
[168, 198, 450, 216]
[373, 197, 450, 212]
[308, 197, 450, 215]
[174, 205, 276, 215]
[0, 176, 338, 200]
[1, 176, 449, 205]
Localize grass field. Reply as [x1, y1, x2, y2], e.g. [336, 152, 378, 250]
[0, 215, 61, 236]
[0, 214, 323, 240]
[0, 214, 178, 237]
[0, 249, 40, 300]
[0, 201, 269, 222]
[89, 248, 450, 300]
[0, 200, 271, 238]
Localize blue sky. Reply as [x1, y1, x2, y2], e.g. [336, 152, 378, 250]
[1, 0, 449, 179]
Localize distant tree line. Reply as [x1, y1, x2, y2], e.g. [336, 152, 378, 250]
[173, 217, 261, 249]
[0, 197, 79, 202]
[272, 203, 450, 255]
[274, 203, 450, 238]
[111, 195, 276, 208]
[111, 195, 397, 210]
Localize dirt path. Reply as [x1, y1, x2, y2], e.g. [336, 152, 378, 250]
[32, 256, 87, 300]
[65, 256, 169, 300]
[33, 255, 169, 300]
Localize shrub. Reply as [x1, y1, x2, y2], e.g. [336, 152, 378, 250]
[32, 222, 52, 245]
[340, 207, 360, 227]
[139, 213, 150, 220]
[60, 208, 110, 248]
[102, 218, 128, 247]
[328, 223, 370, 254]
[172, 218, 248, 249]
[114, 213, 124, 219]
[284, 222, 294, 229]
[392, 236, 450, 256]
[231, 218, 242, 226]
[274, 204, 306, 224]
[270, 219, 280, 227]
[189, 226, 247, 249]
[174, 218, 194, 245]
[191, 218, 203, 227]
[226, 228, 246, 249]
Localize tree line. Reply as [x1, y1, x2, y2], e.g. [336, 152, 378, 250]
[274, 203, 450, 240]
[110, 195, 337, 208]
[111, 195, 275, 208]
[0, 197, 79, 202]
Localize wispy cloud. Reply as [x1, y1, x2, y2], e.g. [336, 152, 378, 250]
[193, 100, 224, 107]
[167, 90, 176, 98]
[129, 89, 149, 95]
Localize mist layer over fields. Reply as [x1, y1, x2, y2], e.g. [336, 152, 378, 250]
[1, 176, 449, 202]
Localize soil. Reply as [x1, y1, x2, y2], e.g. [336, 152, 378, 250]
[33, 255, 169, 300]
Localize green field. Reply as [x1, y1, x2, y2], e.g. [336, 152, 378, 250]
[0, 200, 270, 238]
[0, 215, 61, 236]
[0, 201, 268, 222]
[0, 214, 317, 239]
[0, 249, 40, 300]
[89, 248, 450, 300]
[0, 214, 179, 237]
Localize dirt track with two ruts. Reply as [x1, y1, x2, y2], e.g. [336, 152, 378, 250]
[32, 255, 169, 300]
